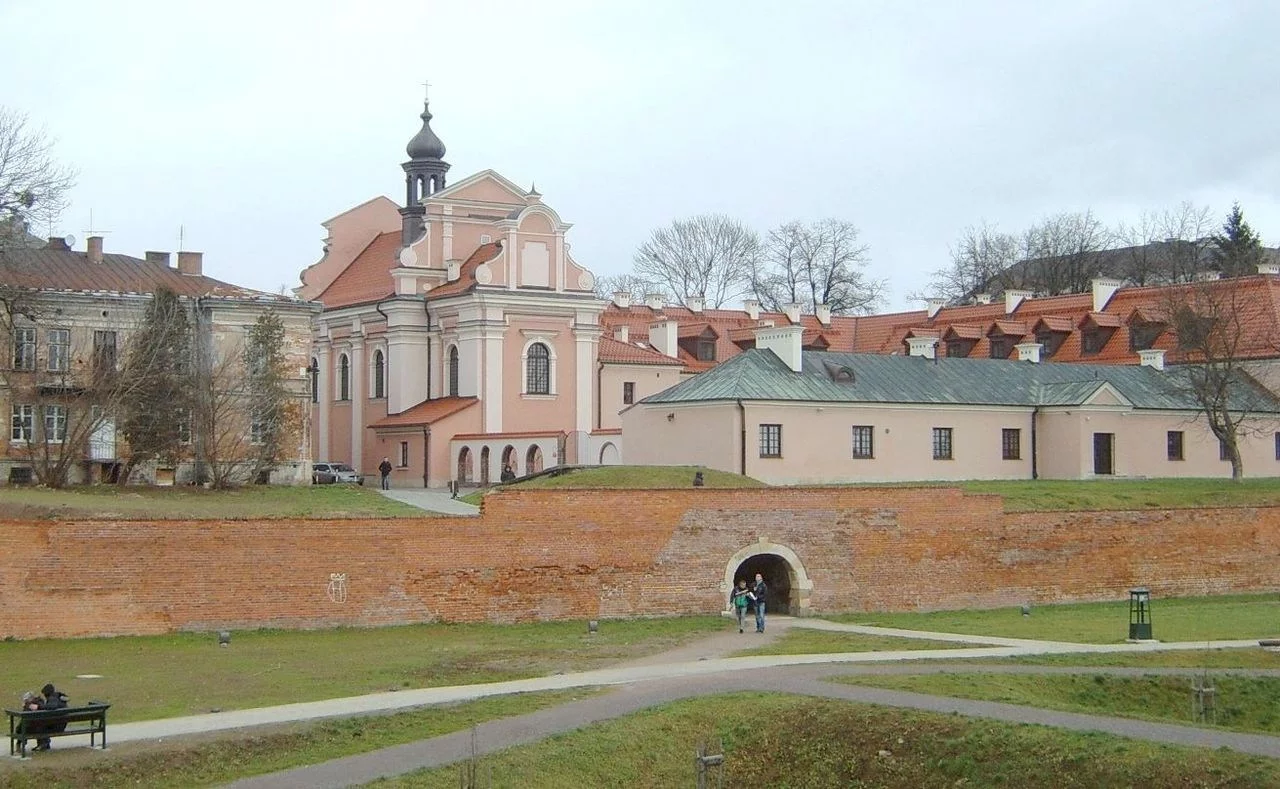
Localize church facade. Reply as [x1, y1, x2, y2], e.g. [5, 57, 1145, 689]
[300, 101, 615, 488]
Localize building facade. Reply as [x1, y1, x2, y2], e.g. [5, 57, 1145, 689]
[1, 237, 316, 485]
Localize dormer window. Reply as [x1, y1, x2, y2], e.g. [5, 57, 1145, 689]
[946, 339, 973, 357]
[989, 334, 1011, 359]
[1129, 321, 1165, 351]
[1080, 313, 1121, 355]
[697, 339, 716, 361]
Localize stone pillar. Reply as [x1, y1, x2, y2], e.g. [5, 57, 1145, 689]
[316, 344, 331, 460]
[348, 333, 365, 472]
[427, 331, 443, 399]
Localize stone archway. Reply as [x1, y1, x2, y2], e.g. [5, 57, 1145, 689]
[721, 539, 813, 616]
[599, 442, 620, 465]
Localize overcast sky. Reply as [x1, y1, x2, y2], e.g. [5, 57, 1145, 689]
[6, 0, 1279, 309]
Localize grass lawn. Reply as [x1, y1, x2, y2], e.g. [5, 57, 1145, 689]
[966, 648, 1280, 669]
[368, 693, 1280, 788]
[956, 477, 1280, 512]
[0, 617, 724, 722]
[0, 484, 429, 520]
[0, 689, 595, 789]
[836, 672, 1280, 734]
[829, 592, 1280, 644]
[460, 465, 762, 504]
[730, 629, 976, 657]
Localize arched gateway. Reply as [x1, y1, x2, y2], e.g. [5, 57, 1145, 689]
[722, 539, 813, 616]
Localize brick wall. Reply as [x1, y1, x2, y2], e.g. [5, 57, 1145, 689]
[2, 486, 1278, 639]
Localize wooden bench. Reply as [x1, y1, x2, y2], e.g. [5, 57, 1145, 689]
[6, 703, 110, 758]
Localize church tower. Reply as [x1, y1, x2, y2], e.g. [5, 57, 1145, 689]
[400, 100, 450, 246]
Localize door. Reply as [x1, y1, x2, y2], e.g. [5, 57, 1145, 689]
[1093, 432, 1114, 475]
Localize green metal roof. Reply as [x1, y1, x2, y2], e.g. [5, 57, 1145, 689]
[639, 349, 1280, 413]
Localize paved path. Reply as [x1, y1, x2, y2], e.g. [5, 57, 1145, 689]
[378, 488, 479, 516]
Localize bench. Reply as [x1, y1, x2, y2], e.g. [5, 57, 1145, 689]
[6, 703, 110, 758]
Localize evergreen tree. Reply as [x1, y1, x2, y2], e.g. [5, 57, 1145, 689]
[245, 310, 289, 480]
[1210, 202, 1264, 278]
[119, 288, 191, 481]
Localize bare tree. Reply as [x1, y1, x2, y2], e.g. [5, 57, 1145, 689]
[923, 222, 1021, 304]
[0, 108, 75, 252]
[117, 288, 192, 483]
[1157, 202, 1214, 284]
[1019, 210, 1111, 295]
[593, 272, 665, 303]
[752, 219, 883, 314]
[1161, 281, 1276, 480]
[632, 214, 757, 308]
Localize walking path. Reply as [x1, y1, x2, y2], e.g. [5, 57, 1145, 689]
[12, 619, 1280, 785]
[377, 488, 479, 516]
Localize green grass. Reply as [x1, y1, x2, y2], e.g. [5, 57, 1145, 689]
[0, 617, 724, 722]
[829, 592, 1280, 644]
[0, 689, 595, 789]
[730, 629, 975, 656]
[0, 484, 428, 519]
[368, 693, 1280, 788]
[964, 648, 1280, 669]
[956, 477, 1280, 512]
[836, 672, 1280, 734]
[460, 465, 762, 504]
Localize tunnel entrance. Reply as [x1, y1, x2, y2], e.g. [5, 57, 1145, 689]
[733, 553, 796, 615]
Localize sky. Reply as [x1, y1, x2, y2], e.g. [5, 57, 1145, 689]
[5, 0, 1279, 310]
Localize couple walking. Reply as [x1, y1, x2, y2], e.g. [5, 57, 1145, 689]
[730, 573, 768, 633]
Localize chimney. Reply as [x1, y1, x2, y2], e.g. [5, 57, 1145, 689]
[755, 325, 804, 372]
[1258, 263, 1280, 276]
[1091, 278, 1124, 311]
[1138, 348, 1166, 371]
[87, 235, 104, 263]
[614, 325, 630, 343]
[649, 319, 678, 358]
[1005, 289, 1034, 314]
[782, 302, 801, 324]
[926, 298, 947, 319]
[743, 299, 760, 320]
[145, 251, 171, 266]
[176, 251, 203, 276]
[815, 304, 832, 326]
[612, 291, 631, 309]
[46, 236, 70, 251]
[906, 336, 938, 359]
[446, 261, 460, 282]
[1014, 341, 1043, 363]
[684, 295, 704, 313]
[644, 293, 664, 310]
[973, 293, 992, 305]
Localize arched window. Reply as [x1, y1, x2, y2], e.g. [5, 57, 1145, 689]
[372, 349, 385, 399]
[526, 342, 550, 395]
[338, 354, 350, 401]
[448, 346, 460, 397]
[310, 357, 319, 404]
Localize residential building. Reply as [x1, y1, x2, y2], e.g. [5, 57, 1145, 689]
[622, 325, 1280, 484]
[0, 236, 317, 485]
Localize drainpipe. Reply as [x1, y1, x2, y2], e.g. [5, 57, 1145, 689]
[1030, 407, 1039, 480]
[596, 360, 603, 430]
[736, 399, 746, 476]
[422, 426, 431, 488]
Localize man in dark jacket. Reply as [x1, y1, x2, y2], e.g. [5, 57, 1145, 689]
[752, 573, 768, 633]
[378, 457, 393, 490]
[34, 683, 68, 751]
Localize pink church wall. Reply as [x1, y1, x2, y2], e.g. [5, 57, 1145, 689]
[499, 315, 578, 434]
[299, 197, 400, 300]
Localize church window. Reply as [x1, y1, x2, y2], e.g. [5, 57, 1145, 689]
[372, 350, 386, 399]
[448, 346, 460, 397]
[338, 354, 350, 401]
[527, 343, 551, 395]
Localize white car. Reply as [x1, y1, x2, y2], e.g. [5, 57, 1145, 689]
[312, 461, 362, 485]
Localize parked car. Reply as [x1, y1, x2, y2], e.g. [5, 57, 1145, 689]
[312, 462, 362, 485]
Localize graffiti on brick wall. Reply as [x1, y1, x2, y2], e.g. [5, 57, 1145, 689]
[327, 572, 348, 604]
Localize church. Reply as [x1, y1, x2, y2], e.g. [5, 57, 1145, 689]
[299, 99, 630, 488]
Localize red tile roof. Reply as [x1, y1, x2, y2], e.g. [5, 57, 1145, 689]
[317, 232, 401, 308]
[991, 320, 1028, 336]
[597, 336, 682, 366]
[368, 397, 477, 428]
[0, 248, 291, 301]
[944, 324, 986, 341]
[424, 242, 504, 299]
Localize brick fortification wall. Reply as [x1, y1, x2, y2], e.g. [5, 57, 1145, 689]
[2, 487, 1278, 639]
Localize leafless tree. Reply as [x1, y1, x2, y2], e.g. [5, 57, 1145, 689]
[632, 214, 758, 308]
[752, 219, 884, 315]
[1157, 202, 1214, 283]
[593, 272, 666, 303]
[1161, 280, 1277, 480]
[922, 222, 1021, 304]
[1018, 210, 1111, 295]
[0, 108, 75, 252]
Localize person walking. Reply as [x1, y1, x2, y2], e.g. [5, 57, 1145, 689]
[378, 457, 393, 490]
[730, 580, 752, 633]
[752, 573, 768, 633]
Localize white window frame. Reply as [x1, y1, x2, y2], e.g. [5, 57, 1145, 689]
[370, 347, 387, 399]
[43, 404, 67, 443]
[337, 353, 350, 401]
[11, 404, 33, 442]
[13, 327, 35, 371]
[520, 337, 557, 397]
[47, 328, 70, 373]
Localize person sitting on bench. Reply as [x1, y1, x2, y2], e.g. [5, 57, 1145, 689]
[34, 683, 68, 751]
